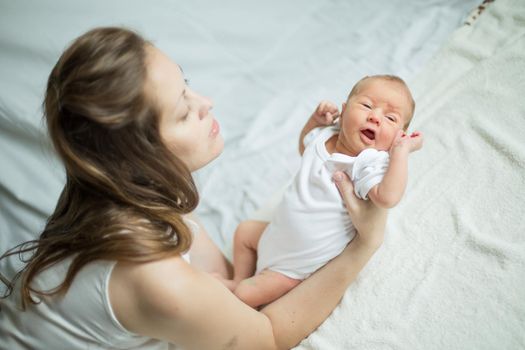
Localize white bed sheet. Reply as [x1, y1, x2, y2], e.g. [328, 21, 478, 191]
[0, 0, 488, 347]
[0, 0, 478, 266]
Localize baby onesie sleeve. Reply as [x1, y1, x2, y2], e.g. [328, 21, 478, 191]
[302, 127, 324, 149]
[350, 148, 389, 200]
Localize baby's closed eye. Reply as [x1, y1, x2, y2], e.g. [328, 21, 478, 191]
[386, 115, 396, 122]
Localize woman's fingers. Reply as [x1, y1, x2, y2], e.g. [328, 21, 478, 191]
[333, 171, 387, 247]
[332, 171, 358, 213]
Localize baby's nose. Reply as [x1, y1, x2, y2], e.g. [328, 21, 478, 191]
[368, 112, 381, 125]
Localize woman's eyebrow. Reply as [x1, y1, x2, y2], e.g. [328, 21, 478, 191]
[176, 64, 190, 85]
[176, 64, 188, 82]
[171, 65, 188, 115]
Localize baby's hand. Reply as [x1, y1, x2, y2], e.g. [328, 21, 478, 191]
[390, 130, 424, 155]
[312, 100, 340, 126]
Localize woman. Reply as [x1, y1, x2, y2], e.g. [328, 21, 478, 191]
[0, 27, 387, 349]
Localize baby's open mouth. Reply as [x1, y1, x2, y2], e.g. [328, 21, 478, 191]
[361, 129, 376, 140]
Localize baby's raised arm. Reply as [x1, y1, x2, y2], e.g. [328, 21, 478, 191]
[299, 100, 339, 155]
[367, 130, 423, 208]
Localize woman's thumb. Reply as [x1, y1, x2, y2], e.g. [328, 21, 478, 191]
[333, 171, 357, 208]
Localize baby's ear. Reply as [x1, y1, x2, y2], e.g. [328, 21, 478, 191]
[341, 102, 347, 112]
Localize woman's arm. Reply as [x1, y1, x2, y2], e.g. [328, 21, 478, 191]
[261, 234, 380, 349]
[110, 173, 386, 350]
[110, 256, 277, 349]
[185, 213, 233, 279]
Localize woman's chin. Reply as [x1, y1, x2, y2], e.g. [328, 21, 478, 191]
[214, 135, 225, 158]
[192, 138, 225, 172]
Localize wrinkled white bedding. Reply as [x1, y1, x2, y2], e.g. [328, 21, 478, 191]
[4, 1, 516, 348]
[0, 0, 477, 274]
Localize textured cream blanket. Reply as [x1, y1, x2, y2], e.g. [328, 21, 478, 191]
[295, 0, 525, 348]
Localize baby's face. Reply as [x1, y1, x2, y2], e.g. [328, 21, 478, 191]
[338, 78, 412, 155]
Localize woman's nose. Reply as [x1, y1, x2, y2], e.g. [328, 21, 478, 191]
[198, 95, 213, 119]
[202, 96, 213, 111]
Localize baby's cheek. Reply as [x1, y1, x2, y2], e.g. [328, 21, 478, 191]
[386, 130, 397, 143]
[384, 129, 400, 149]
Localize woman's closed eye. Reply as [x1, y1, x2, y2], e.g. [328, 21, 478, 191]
[179, 85, 190, 121]
[178, 105, 190, 121]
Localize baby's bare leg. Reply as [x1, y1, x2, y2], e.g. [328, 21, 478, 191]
[212, 221, 268, 291]
[234, 269, 301, 309]
[233, 220, 268, 284]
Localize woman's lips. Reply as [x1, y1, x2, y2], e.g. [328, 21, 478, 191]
[209, 119, 220, 137]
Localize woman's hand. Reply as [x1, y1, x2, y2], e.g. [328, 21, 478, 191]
[333, 171, 387, 249]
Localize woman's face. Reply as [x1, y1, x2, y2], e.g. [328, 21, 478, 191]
[146, 46, 224, 172]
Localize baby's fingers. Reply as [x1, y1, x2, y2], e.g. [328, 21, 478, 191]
[316, 101, 339, 125]
[327, 101, 339, 113]
[318, 100, 338, 113]
[324, 112, 334, 124]
[410, 131, 424, 151]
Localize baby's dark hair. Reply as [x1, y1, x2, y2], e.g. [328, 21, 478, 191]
[349, 74, 415, 129]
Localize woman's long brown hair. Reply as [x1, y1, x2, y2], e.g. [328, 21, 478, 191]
[0, 27, 198, 309]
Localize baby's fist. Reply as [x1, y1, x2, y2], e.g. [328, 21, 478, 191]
[407, 131, 423, 152]
[390, 130, 424, 154]
[313, 100, 339, 126]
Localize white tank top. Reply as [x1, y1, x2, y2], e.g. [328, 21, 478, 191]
[0, 218, 199, 349]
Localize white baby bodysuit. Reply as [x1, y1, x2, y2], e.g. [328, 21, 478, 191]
[256, 126, 389, 280]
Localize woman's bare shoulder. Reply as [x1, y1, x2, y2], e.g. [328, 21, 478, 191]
[108, 255, 275, 349]
[109, 255, 196, 333]
[112, 254, 194, 286]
